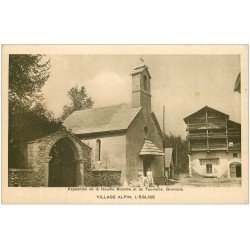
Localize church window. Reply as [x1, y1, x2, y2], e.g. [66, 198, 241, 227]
[143, 75, 147, 91]
[143, 127, 149, 138]
[95, 139, 101, 161]
[206, 163, 212, 174]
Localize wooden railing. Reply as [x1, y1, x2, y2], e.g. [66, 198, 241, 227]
[187, 131, 241, 139]
[187, 133, 226, 139]
[189, 143, 241, 152]
[209, 143, 227, 150]
[188, 122, 227, 130]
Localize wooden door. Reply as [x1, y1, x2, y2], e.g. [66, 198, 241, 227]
[230, 165, 236, 178]
[236, 164, 241, 177]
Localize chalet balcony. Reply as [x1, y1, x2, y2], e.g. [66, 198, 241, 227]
[187, 133, 226, 139]
[189, 143, 241, 152]
[209, 143, 227, 150]
[187, 121, 227, 130]
[185, 107, 241, 154]
[189, 144, 208, 152]
[187, 131, 241, 140]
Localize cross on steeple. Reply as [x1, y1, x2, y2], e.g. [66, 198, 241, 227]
[139, 55, 145, 66]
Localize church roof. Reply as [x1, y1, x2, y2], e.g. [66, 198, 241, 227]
[151, 112, 164, 139]
[63, 103, 141, 135]
[139, 140, 165, 156]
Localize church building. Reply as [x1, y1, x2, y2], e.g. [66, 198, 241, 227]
[64, 63, 165, 185]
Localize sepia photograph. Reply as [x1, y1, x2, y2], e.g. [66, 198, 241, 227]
[1, 2, 250, 250]
[1, 45, 248, 204]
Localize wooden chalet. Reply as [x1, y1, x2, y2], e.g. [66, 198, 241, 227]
[184, 106, 241, 178]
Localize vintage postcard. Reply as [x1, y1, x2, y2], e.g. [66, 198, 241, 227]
[1, 45, 248, 204]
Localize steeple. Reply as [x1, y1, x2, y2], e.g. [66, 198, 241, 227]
[130, 58, 151, 113]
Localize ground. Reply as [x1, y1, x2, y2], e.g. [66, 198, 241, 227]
[173, 173, 242, 187]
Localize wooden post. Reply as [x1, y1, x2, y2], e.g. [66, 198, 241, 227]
[206, 108, 209, 152]
[187, 118, 191, 153]
[163, 105, 166, 178]
[226, 119, 229, 152]
[163, 105, 165, 135]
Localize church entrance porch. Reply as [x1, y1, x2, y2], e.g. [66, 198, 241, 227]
[139, 140, 165, 185]
[143, 156, 152, 176]
[24, 130, 91, 187]
[48, 138, 77, 187]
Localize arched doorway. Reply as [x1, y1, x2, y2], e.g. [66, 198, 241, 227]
[48, 138, 77, 187]
[27, 129, 91, 187]
[230, 162, 241, 178]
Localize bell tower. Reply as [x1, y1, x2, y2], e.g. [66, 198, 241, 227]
[131, 61, 152, 114]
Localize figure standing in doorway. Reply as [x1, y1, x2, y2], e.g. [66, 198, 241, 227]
[146, 168, 154, 187]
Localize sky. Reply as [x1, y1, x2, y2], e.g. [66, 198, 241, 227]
[42, 54, 241, 138]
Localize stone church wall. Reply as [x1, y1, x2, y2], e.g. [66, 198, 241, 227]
[8, 130, 123, 187]
[8, 130, 92, 187]
[8, 168, 44, 187]
[85, 169, 122, 187]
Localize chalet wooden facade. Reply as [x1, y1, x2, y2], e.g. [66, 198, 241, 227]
[184, 106, 241, 178]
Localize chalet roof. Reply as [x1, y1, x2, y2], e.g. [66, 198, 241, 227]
[228, 119, 241, 128]
[139, 140, 165, 156]
[234, 73, 241, 93]
[183, 106, 229, 123]
[63, 103, 141, 135]
[165, 148, 173, 167]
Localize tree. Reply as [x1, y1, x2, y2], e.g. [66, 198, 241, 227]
[9, 54, 62, 168]
[164, 134, 189, 175]
[9, 54, 50, 108]
[61, 85, 94, 120]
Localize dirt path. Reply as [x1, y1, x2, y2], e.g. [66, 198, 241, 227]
[174, 174, 242, 187]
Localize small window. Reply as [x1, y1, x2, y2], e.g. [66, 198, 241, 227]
[206, 163, 212, 174]
[233, 153, 238, 157]
[95, 139, 101, 161]
[143, 75, 147, 91]
[143, 127, 148, 138]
